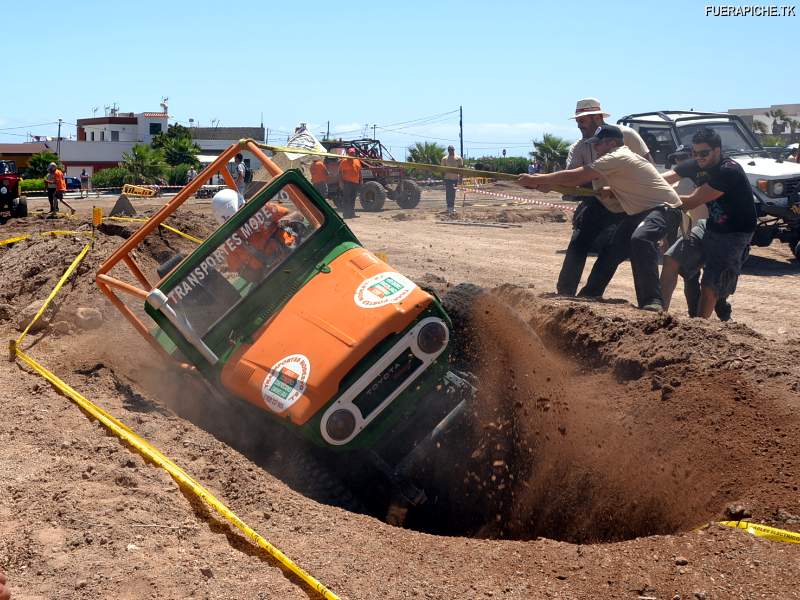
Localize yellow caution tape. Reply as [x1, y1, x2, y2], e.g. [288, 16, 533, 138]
[0, 230, 90, 247]
[718, 520, 800, 544]
[8, 244, 339, 600]
[106, 216, 203, 244]
[16, 242, 91, 347]
[255, 141, 596, 197]
[13, 348, 340, 599]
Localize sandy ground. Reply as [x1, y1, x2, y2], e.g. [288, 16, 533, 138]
[1, 184, 799, 599]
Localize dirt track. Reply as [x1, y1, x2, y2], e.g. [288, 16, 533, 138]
[1, 186, 799, 599]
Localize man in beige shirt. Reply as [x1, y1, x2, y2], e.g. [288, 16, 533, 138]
[518, 124, 682, 311]
[441, 145, 463, 215]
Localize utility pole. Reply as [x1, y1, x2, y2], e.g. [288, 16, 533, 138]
[56, 119, 63, 157]
[459, 106, 463, 159]
[326, 120, 330, 140]
[373, 124, 376, 140]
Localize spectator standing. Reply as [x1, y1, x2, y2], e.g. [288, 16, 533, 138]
[234, 153, 247, 201]
[309, 158, 329, 198]
[527, 160, 538, 175]
[186, 166, 198, 184]
[338, 148, 362, 219]
[659, 127, 756, 319]
[79, 168, 89, 198]
[556, 98, 652, 297]
[440, 144, 463, 216]
[518, 125, 682, 311]
[45, 162, 58, 214]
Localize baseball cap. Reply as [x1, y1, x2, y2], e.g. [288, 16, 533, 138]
[586, 124, 624, 144]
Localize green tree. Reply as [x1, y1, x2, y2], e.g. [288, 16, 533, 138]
[151, 123, 193, 149]
[467, 156, 530, 175]
[161, 136, 200, 167]
[765, 109, 787, 134]
[530, 134, 571, 172]
[407, 141, 446, 165]
[121, 144, 167, 184]
[25, 151, 63, 178]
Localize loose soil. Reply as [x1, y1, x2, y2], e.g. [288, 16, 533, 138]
[1, 188, 799, 599]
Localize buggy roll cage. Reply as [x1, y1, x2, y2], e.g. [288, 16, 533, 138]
[95, 139, 312, 361]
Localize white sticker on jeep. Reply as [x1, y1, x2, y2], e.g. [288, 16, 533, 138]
[261, 354, 311, 412]
[354, 272, 417, 308]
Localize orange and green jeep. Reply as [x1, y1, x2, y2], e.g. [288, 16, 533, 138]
[97, 141, 475, 520]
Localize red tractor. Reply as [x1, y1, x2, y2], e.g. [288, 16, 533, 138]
[0, 160, 26, 222]
[321, 139, 422, 212]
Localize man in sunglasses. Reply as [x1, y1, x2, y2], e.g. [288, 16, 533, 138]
[518, 124, 681, 311]
[556, 98, 653, 297]
[658, 127, 756, 319]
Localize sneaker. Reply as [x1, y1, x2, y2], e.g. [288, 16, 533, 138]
[641, 302, 663, 312]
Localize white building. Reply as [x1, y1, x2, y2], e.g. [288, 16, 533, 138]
[728, 103, 800, 138]
[77, 111, 169, 144]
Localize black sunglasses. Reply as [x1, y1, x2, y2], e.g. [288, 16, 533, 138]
[692, 149, 712, 158]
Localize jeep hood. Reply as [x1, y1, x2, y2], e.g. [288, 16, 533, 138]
[730, 156, 800, 179]
[220, 246, 433, 424]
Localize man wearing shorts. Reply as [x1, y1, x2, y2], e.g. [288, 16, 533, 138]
[659, 127, 756, 319]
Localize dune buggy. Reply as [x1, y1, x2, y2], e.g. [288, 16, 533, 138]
[96, 140, 481, 522]
[619, 111, 800, 262]
[321, 138, 422, 212]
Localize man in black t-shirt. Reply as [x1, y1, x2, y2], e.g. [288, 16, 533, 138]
[659, 127, 756, 319]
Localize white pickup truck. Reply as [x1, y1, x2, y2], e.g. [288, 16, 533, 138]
[618, 111, 800, 262]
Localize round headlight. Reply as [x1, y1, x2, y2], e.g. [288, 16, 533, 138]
[772, 181, 785, 196]
[0, 186, 6, 195]
[417, 321, 447, 355]
[325, 409, 356, 442]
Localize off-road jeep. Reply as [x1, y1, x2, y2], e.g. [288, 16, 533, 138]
[618, 111, 800, 261]
[0, 160, 27, 222]
[96, 141, 477, 522]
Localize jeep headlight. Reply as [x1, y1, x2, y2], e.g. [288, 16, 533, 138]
[417, 321, 448, 355]
[771, 181, 785, 197]
[325, 409, 357, 442]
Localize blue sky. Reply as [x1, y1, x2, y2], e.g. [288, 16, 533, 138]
[2, 0, 796, 157]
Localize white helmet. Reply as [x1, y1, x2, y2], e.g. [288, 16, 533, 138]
[212, 188, 242, 224]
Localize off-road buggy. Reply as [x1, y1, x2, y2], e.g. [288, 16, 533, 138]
[96, 141, 489, 524]
[618, 111, 800, 261]
[320, 138, 422, 212]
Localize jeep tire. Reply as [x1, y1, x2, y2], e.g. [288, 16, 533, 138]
[11, 197, 27, 219]
[394, 180, 422, 209]
[359, 181, 387, 212]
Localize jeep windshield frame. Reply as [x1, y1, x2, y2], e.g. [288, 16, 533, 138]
[145, 169, 359, 369]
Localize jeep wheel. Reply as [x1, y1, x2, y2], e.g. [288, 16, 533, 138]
[11, 197, 27, 219]
[282, 451, 365, 513]
[751, 223, 775, 247]
[359, 181, 387, 212]
[394, 180, 421, 209]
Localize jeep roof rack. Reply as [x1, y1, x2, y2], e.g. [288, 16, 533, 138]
[618, 110, 744, 125]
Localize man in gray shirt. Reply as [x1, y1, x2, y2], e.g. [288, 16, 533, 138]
[556, 98, 652, 296]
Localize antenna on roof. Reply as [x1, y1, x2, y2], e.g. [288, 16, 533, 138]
[160, 97, 169, 114]
[92, 106, 98, 117]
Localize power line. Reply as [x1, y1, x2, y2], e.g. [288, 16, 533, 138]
[0, 121, 59, 131]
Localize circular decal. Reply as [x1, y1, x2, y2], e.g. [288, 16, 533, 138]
[261, 354, 311, 413]
[354, 271, 417, 309]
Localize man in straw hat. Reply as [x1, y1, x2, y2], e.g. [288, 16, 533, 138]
[556, 98, 652, 297]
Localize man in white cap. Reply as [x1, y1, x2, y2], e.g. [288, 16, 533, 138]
[441, 144, 463, 216]
[556, 98, 652, 297]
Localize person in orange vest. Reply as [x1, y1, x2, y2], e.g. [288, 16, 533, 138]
[309, 158, 329, 198]
[338, 148, 361, 219]
[45, 162, 67, 215]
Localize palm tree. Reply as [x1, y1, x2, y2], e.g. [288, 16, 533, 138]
[752, 119, 769, 135]
[765, 109, 787, 135]
[531, 134, 571, 172]
[407, 141, 446, 165]
[161, 136, 201, 167]
[121, 144, 167, 184]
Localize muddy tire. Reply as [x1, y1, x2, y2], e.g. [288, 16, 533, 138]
[359, 181, 387, 211]
[442, 283, 486, 368]
[394, 180, 421, 209]
[283, 451, 365, 513]
[11, 197, 27, 218]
